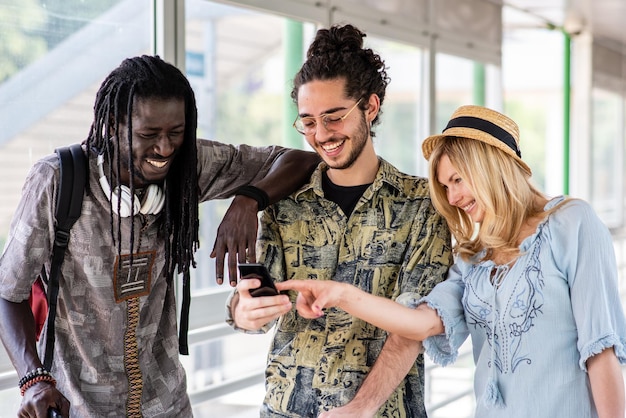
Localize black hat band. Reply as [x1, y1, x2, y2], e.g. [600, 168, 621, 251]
[444, 116, 521, 158]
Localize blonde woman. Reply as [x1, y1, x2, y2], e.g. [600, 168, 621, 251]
[278, 105, 626, 418]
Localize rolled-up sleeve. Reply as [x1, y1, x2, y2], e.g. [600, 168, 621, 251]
[418, 263, 470, 366]
[0, 157, 57, 301]
[197, 140, 286, 201]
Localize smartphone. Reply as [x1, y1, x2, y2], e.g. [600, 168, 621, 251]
[238, 263, 280, 297]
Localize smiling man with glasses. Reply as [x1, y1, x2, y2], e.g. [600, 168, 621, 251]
[227, 24, 452, 418]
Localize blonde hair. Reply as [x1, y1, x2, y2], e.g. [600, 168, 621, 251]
[428, 137, 548, 262]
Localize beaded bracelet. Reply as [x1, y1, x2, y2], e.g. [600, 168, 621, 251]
[19, 368, 57, 396]
[234, 185, 270, 211]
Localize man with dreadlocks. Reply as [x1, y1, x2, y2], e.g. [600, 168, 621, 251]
[0, 55, 318, 417]
[227, 24, 452, 417]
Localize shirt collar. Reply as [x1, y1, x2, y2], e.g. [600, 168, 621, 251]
[293, 157, 405, 202]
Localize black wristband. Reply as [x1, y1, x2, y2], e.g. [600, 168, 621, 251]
[235, 185, 270, 211]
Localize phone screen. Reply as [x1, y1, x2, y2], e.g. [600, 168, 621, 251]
[238, 263, 279, 297]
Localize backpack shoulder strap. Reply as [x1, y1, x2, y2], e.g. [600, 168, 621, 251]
[42, 143, 87, 370]
[55, 144, 86, 232]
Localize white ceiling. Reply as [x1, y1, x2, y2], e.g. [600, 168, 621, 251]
[504, 0, 626, 50]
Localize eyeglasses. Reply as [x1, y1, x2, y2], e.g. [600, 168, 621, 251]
[293, 99, 362, 135]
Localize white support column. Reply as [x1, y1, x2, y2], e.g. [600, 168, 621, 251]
[415, 0, 437, 177]
[569, 31, 593, 200]
[153, 0, 186, 69]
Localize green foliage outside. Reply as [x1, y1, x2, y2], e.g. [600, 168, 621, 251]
[0, 0, 121, 83]
[215, 79, 283, 148]
[0, 0, 46, 83]
[375, 101, 420, 174]
[504, 100, 547, 191]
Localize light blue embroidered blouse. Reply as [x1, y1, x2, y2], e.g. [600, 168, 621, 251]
[417, 196, 626, 417]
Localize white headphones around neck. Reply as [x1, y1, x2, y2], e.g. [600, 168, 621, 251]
[97, 154, 165, 217]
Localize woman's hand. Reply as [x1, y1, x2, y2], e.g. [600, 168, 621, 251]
[278, 280, 444, 341]
[276, 280, 349, 318]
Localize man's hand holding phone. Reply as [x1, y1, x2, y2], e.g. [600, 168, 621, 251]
[238, 263, 280, 297]
[232, 263, 292, 331]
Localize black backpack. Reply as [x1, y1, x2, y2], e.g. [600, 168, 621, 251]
[31, 144, 191, 371]
[29, 143, 87, 370]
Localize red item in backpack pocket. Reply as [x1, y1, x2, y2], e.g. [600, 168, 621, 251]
[29, 277, 48, 341]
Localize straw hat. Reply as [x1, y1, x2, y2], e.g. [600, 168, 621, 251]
[422, 105, 532, 175]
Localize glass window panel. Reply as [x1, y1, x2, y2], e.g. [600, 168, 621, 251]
[367, 37, 423, 175]
[193, 383, 265, 417]
[590, 87, 623, 227]
[501, 27, 564, 194]
[182, 332, 272, 393]
[436, 53, 473, 130]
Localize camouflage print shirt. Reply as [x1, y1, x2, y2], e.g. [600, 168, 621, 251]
[0, 140, 285, 418]
[252, 159, 452, 418]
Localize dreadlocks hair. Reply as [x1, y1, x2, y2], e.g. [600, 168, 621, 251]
[291, 24, 390, 137]
[86, 55, 199, 281]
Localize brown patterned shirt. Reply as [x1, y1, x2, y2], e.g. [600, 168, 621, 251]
[235, 159, 453, 417]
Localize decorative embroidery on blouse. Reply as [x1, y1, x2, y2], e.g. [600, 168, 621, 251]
[464, 225, 546, 375]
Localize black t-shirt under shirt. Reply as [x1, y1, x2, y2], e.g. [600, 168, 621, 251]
[321, 171, 371, 217]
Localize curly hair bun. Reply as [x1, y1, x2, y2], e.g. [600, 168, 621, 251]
[307, 24, 366, 59]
